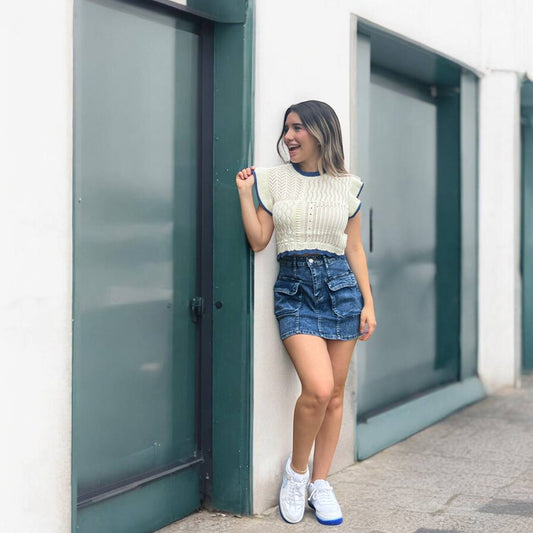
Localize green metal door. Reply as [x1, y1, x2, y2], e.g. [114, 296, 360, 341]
[357, 68, 459, 416]
[522, 84, 533, 371]
[73, 1, 212, 530]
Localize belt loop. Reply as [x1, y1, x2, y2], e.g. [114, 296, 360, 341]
[323, 256, 329, 276]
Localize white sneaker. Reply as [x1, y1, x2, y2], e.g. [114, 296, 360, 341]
[308, 479, 343, 525]
[278, 457, 309, 523]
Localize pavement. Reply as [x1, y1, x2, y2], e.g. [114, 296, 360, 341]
[159, 374, 533, 532]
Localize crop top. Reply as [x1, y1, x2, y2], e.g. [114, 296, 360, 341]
[253, 162, 364, 257]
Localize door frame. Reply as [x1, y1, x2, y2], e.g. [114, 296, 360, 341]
[521, 80, 533, 372]
[72, 0, 254, 527]
[352, 17, 485, 460]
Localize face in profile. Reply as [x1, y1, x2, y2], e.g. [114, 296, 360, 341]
[283, 111, 320, 171]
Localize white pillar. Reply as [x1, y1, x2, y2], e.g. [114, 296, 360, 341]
[0, 1, 73, 531]
[478, 70, 522, 391]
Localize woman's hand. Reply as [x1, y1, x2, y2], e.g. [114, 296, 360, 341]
[235, 166, 255, 193]
[359, 304, 376, 341]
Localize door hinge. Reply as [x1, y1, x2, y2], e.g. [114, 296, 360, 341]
[190, 296, 204, 323]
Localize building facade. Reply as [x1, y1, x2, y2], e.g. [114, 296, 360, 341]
[2, 0, 532, 531]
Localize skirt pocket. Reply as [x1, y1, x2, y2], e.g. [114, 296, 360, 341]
[273, 279, 302, 318]
[326, 272, 363, 318]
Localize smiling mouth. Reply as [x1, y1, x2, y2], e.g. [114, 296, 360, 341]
[288, 144, 301, 155]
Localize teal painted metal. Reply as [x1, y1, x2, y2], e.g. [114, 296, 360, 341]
[355, 22, 480, 458]
[358, 66, 459, 415]
[73, 0, 255, 526]
[355, 33, 370, 179]
[460, 72, 479, 379]
[73, 0, 206, 529]
[435, 88, 461, 372]
[77, 469, 199, 533]
[357, 18, 480, 86]
[210, 0, 254, 514]
[356, 377, 486, 459]
[522, 81, 533, 371]
[189, 0, 247, 23]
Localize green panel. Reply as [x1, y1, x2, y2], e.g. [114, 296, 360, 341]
[358, 68, 460, 415]
[73, 0, 203, 527]
[356, 377, 486, 459]
[358, 19, 464, 86]
[355, 26, 480, 460]
[210, 1, 254, 514]
[189, 0, 247, 23]
[522, 85, 533, 371]
[77, 468, 199, 533]
[435, 89, 461, 372]
[354, 33, 370, 178]
[460, 72, 479, 379]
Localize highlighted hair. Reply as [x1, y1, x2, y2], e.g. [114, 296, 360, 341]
[277, 100, 348, 177]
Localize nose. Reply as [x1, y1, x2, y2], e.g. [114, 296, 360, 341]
[284, 129, 293, 143]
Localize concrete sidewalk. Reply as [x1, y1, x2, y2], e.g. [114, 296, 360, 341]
[159, 375, 533, 532]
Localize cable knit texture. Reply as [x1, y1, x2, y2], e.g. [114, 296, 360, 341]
[254, 163, 363, 256]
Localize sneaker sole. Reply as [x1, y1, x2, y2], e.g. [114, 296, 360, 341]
[308, 501, 343, 526]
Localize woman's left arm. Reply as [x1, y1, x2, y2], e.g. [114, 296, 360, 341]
[345, 212, 376, 341]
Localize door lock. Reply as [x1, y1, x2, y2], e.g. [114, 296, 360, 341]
[190, 296, 204, 323]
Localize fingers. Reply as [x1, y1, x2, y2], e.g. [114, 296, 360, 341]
[359, 311, 376, 342]
[236, 166, 255, 180]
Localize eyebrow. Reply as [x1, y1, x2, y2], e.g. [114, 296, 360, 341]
[285, 122, 304, 127]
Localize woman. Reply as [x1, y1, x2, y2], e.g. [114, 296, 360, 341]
[236, 100, 376, 526]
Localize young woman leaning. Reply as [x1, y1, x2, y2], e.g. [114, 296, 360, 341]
[236, 100, 376, 526]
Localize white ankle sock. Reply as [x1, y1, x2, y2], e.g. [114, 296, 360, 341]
[289, 464, 308, 481]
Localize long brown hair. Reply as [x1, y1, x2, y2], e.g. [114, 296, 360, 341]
[277, 100, 348, 177]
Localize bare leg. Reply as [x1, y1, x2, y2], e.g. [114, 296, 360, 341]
[283, 334, 334, 473]
[311, 338, 357, 482]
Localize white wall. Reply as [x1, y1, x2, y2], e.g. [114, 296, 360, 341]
[253, 0, 357, 513]
[478, 71, 522, 391]
[253, 0, 529, 513]
[0, 1, 73, 531]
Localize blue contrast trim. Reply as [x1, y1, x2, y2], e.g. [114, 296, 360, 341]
[291, 162, 321, 177]
[357, 181, 365, 198]
[349, 202, 362, 219]
[277, 248, 340, 259]
[253, 170, 272, 215]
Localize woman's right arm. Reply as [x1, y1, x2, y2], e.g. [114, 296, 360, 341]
[236, 166, 274, 252]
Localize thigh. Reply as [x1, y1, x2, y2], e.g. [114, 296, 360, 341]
[325, 338, 358, 390]
[283, 334, 334, 393]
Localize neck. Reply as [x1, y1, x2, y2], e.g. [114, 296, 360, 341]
[298, 159, 319, 173]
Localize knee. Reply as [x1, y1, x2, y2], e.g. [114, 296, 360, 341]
[326, 386, 345, 413]
[303, 383, 334, 409]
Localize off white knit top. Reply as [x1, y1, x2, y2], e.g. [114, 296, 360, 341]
[253, 163, 364, 257]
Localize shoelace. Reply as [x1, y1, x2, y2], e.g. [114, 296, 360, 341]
[308, 483, 336, 505]
[287, 476, 307, 504]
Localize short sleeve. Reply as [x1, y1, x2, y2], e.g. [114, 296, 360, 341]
[348, 175, 364, 218]
[253, 168, 273, 215]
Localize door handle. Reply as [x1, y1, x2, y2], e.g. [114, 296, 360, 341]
[190, 296, 204, 323]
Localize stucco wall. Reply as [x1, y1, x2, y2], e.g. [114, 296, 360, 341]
[252, 0, 530, 513]
[1, 1, 73, 531]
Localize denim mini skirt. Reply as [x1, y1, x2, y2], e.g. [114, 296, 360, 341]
[274, 254, 364, 341]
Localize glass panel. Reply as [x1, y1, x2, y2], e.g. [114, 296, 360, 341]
[74, 0, 199, 496]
